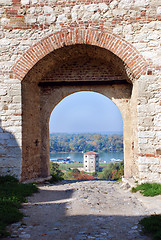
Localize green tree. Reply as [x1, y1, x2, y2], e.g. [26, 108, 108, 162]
[101, 161, 124, 180]
[92, 172, 98, 177]
[50, 133, 123, 153]
[50, 162, 64, 182]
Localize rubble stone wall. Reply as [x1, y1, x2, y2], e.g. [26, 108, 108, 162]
[0, 0, 161, 182]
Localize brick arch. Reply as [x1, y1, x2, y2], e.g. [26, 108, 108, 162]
[12, 28, 148, 80]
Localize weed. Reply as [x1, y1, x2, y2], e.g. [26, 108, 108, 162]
[131, 187, 137, 193]
[131, 183, 161, 196]
[0, 175, 38, 238]
[139, 215, 161, 240]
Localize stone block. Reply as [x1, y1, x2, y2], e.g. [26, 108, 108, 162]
[7, 147, 22, 157]
[156, 22, 161, 30]
[21, 0, 30, 5]
[0, 0, 12, 5]
[29, 7, 36, 14]
[113, 9, 125, 16]
[140, 172, 160, 182]
[0, 38, 11, 46]
[118, 0, 133, 9]
[113, 26, 123, 35]
[5, 126, 21, 134]
[138, 156, 159, 165]
[0, 132, 11, 140]
[123, 25, 133, 35]
[13, 96, 21, 103]
[38, 16, 46, 24]
[156, 132, 161, 139]
[138, 165, 149, 172]
[85, 4, 99, 12]
[110, 0, 118, 9]
[46, 15, 56, 24]
[1, 18, 10, 26]
[142, 51, 158, 60]
[134, 0, 150, 7]
[0, 139, 5, 145]
[72, 12, 78, 21]
[150, 165, 161, 173]
[157, 6, 161, 15]
[99, 3, 108, 12]
[44, 6, 54, 15]
[133, 42, 147, 49]
[6, 139, 20, 147]
[32, 0, 37, 3]
[0, 146, 6, 155]
[11, 89, 21, 101]
[25, 15, 37, 24]
[0, 89, 7, 96]
[57, 14, 67, 23]
[72, 5, 81, 12]
[138, 138, 148, 144]
[138, 131, 155, 138]
[91, 12, 100, 20]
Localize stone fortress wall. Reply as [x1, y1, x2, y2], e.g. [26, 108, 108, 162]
[0, 0, 161, 182]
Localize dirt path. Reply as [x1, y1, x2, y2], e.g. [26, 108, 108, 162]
[5, 180, 155, 240]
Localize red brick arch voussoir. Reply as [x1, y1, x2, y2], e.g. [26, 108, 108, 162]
[12, 28, 148, 80]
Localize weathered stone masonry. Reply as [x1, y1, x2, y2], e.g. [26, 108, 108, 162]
[0, 0, 161, 182]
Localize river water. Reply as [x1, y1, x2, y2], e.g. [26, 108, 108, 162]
[50, 152, 124, 163]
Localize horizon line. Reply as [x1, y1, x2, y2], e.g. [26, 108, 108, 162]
[50, 131, 123, 135]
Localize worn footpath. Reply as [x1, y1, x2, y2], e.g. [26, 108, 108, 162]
[5, 180, 159, 240]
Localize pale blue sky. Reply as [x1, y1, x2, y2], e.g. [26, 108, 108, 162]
[49, 91, 123, 134]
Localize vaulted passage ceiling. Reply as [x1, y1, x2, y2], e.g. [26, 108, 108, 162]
[24, 44, 134, 85]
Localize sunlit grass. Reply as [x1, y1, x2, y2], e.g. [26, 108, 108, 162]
[131, 183, 161, 197]
[59, 162, 83, 171]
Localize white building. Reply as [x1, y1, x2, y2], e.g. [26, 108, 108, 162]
[83, 151, 99, 173]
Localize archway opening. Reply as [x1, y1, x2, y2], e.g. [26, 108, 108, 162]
[49, 91, 124, 180]
[50, 91, 123, 134]
[21, 44, 137, 181]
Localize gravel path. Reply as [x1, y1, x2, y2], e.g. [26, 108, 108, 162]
[5, 180, 153, 240]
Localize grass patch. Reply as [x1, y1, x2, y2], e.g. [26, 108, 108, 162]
[59, 162, 83, 171]
[139, 215, 161, 240]
[131, 183, 161, 196]
[0, 175, 38, 238]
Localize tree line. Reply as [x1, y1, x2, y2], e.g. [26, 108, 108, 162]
[50, 133, 123, 153]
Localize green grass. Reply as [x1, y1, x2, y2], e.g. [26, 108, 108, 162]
[131, 183, 161, 196]
[99, 163, 109, 167]
[139, 215, 161, 240]
[59, 162, 109, 172]
[59, 162, 83, 171]
[0, 175, 38, 238]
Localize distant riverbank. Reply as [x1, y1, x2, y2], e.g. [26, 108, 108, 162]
[50, 152, 124, 163]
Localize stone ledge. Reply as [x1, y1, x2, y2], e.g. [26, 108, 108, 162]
[22, 176, 52, 183]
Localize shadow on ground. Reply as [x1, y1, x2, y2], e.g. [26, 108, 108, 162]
[5, 182, 151, 240]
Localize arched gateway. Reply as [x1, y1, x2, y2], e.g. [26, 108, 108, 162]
[11, 28, 147, 181]
[0, 2, 161, 182]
